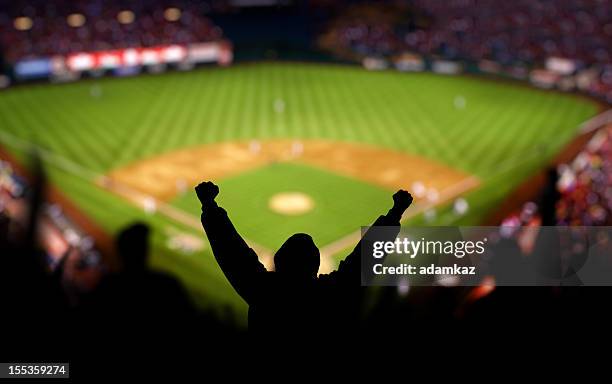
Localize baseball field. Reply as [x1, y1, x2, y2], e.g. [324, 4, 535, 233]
[0, 62, 599, 319]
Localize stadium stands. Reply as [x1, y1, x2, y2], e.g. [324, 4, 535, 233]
[557, 124, 612, 225]
[0, 159, 103, 284]
[322, 0, 612, 65]
[410, 0, 611, 65]
[0, 0, 224, 63]
[320, 0, 612, 102]
[318, 2, 408, 58]
[499, 124, 612, 227]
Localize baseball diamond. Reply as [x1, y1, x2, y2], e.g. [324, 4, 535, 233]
[0, 62, 599, 318]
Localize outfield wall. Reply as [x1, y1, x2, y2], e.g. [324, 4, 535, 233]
[8, 41, 233, 83]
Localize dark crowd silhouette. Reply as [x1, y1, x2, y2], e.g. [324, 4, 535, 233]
[0, 159, 239, 369]
[2, 157, 612, 371]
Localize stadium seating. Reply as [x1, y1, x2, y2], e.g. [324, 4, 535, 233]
[0, 159, 102, 272]
[0, 0, 224, 63]
[322, 0, 611, 64]
[557, 125, 612, 225]
[320, 0, 612, 102]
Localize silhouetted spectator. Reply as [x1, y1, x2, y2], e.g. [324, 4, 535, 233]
[83, 222, 196, 346]
[195, 180, 413, 337]
[540, 168, 560, 226]
[0, 159, 70, 360]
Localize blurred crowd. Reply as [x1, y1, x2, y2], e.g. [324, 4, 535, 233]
[318, 2, 409, 57]
[0, 0, 224, 63]
[321, 0, 612, 100]
[0, 159, 105, 302]
[500, 125, 612, 227]
[557, 125, 612, 225]
[323, 0, 612, 65]
[409, 0, 611, 66]
[1, 160, 92, 263]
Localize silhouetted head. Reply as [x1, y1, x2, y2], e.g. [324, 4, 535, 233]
[116, 223, 150, 273]
[545, 167, 559, 188]
[274, 233, 320, 278]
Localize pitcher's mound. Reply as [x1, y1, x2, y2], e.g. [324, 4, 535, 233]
[269, 192, 315, 216]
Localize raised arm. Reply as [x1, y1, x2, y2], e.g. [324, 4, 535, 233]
[331, 190, 413, 284]
[196, 181, 266, 303]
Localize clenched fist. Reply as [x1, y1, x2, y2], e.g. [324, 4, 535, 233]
[195, 181, 219, 205]
[392, 190, 413, 212]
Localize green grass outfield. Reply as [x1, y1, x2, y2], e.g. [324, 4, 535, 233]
[0, 62, 599, 321]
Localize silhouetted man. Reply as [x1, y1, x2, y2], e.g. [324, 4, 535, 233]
[85, 223, 195, 335]
[540, 167, 560, 226]
[196, 181, 412, 335]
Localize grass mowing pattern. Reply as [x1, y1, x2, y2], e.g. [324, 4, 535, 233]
[0, 63, 599, 317]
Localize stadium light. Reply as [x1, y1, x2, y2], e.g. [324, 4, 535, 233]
[164, 8, 182, 22]
[14, 16, 33, 31]
[67, 13, 86, 27]
[117, 10, 135, 24]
